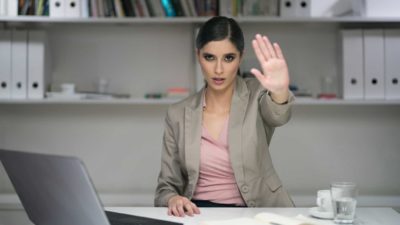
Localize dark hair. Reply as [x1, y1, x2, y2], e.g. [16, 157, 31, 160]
[196, 16, 244, 56]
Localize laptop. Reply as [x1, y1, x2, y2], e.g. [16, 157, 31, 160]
[0, 149, 182, 225]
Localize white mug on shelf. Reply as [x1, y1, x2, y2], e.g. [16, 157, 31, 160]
[61, 83, 75, 95]
[316, 189, 333, 212]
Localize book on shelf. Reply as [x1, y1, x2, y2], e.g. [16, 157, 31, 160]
[1, 0, 289, 19]
[200, 212, 321, 225]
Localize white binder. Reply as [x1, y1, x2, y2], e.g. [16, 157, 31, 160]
[80, 0, 89, 18]
[50, 0, 66, 17]
[65, 0, 81, 17]
[280, 0, 296, 17]
[342, 30, 364, 100]
[0, 30, 11, 99]
[295, 0, 310, 17]
[384, 29, 400, 99]
[363, 29, 385, 99]
[28, 30, 50, 99]
[11, 30, 28, 99]
[7, 0, 18, 16]
[0, 0, 7, 16]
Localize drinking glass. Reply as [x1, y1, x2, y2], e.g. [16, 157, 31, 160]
[331, 182, 357, 224]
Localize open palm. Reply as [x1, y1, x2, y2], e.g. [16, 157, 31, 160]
[251, 34, 290, 96]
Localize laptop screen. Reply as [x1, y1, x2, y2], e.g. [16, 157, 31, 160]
[0, 149, 112, 225]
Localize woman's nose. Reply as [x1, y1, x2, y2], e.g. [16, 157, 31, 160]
[215, 60, 223, 75]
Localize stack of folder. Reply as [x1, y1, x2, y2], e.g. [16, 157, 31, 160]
[0, 30, 50, 100]
[341, 29, 400, 100]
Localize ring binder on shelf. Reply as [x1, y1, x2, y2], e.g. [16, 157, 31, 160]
[342, 30, 364, 100]
[363, 29, 385, 100]
[11, 30, 28, 99]
[27, 30, 51, 99]
[384, 29, 400, 99]
[0, 30, 11, 99]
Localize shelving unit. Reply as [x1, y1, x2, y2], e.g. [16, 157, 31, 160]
[0, 98, 399, 106]
[2, 16, 400, 24]
[1, 16, 400, 105]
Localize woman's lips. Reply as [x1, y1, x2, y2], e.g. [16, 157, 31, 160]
[212, 77, 225, 85]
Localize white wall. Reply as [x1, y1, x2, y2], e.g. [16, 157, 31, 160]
[1, 104, 399, 207]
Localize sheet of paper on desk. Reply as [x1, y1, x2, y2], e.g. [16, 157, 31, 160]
[200, 212, 322, 225]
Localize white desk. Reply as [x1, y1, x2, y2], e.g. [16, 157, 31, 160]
[106, 207, 400, 225]
[0, 207, 399, 225]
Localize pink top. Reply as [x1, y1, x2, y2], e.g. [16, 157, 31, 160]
[192, 96, 245, 206]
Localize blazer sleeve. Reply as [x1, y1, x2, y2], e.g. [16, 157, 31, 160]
[258, 89, 295, 127]
[154, 107, 186, 206]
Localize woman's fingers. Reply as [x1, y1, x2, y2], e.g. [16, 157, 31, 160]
[273, 42, 285, 60]
[263, 36, 277, 58]
[256, 34, 271, 60]
[167, 196, 200, 217]
[251, 68, 267, 84]
[252, 39, 266, 64]
[176, 201, 186, 217]
[253, 34, 280, 63]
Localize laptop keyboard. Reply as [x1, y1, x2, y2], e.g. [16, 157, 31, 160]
[105, 211, 183, 225]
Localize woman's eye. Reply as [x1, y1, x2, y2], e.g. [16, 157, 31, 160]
[225, 55, 235, 62]
[204, 55, 214, 61]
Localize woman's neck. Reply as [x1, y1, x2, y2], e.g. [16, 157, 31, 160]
[204, 85, 234, 114]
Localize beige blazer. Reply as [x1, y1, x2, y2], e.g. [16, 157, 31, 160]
[154, 76, 295, 207]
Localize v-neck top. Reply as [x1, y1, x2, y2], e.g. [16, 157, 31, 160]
[192, 92, 245, 206]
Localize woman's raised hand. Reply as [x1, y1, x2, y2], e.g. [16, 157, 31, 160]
[251, 34, 290, 104]
[167, 195, 200, 217]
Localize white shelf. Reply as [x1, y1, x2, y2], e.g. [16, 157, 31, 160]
[0, 98, 181, 105]
[294, 98, 400, 105]
[2, 16, 400, 25]
[0, 98, 399, 106]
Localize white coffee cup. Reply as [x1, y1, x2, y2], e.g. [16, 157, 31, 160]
[61, 83, 75, 95]
[316, 189, 333, 212]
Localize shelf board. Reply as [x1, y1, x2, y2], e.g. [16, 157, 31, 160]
[0, 98, 181, 105]
[294, 98, 400, 105]
[2, 16, 400, 25]
[0, 98, 399, 106]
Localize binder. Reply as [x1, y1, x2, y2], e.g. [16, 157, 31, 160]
[149, 0, 166, 17]
[218, 0, 232, 17]
[0, 30, 11, 99]
[50, 0, 65, 17]
[7, 0, 18, 16]
[27, 30, 50, 99]
[65, 0, 81, 17]
[363, 29, 385, 99]
[342, 30, 364, 100]
[11, 30, 28, 99]
[161, 0, 176, 17]
[280, 0, 296, 17]
[295, 0, 310, 17]
[0, 0, 7, 16]
[364, 0, 400, 18]
[384, 29, 400, 99]
[81, 0, 89, 18]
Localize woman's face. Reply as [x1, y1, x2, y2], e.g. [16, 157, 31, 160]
[197, 38, 241, 93]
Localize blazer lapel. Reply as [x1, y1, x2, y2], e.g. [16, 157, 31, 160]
[184, 89, 203, 186]
[228, 77, 249, 182]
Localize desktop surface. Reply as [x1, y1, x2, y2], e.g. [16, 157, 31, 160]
[0, 207, 399, 225]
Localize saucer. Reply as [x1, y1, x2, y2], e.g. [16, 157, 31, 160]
[309, 207, 334, 219]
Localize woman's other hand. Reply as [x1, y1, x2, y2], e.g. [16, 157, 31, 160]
[167, 195, 200, 217]
[251, 34, 290, 104]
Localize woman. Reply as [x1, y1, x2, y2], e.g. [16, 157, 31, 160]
[154, 16, 294, 217]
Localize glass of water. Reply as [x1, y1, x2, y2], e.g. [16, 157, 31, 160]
[331, 182, 358, 224]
